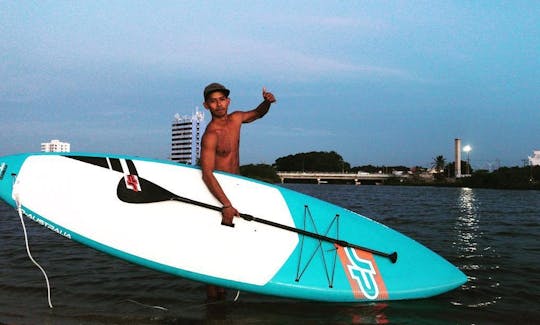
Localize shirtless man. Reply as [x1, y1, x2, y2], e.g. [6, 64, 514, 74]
[200, 82, 276, 300]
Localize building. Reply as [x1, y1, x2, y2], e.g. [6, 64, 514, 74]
[41, 139, 71, 152]
[529, 150, 540, 166]
[171, 108, 206, 165]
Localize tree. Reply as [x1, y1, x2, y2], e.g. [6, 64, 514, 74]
[239, 164, 280, 183]
[432, 155, 446, 173]
[444, 160, 473, 177]
[274, 151, 350, 172]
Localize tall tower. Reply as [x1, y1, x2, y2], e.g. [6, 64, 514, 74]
[171, 108, 206, 165]
[455, 138, 462, 178]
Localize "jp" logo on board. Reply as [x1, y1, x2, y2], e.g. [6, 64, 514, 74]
[337, 245, 389, 300]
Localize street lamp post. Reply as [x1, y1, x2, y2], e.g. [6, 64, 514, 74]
[463, 145, 472, 175]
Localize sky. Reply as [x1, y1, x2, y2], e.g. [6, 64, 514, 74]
[1, 1, 539, 169]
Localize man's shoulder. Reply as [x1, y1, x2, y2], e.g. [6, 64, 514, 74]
[229, 110, 255, 123]
[202, 126, 218, 140]
[229, 111, 244, 119]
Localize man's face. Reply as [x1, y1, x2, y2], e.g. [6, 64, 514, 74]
[204, 91, 230, 117]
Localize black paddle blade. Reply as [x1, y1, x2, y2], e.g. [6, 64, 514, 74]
[389, 252, 398, 264]
[117, 177, 175, 203]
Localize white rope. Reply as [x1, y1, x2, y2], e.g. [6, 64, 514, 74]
[233, 290, 240, 302]
[126, 299, 168, 311]
[16, 201, 53, 308]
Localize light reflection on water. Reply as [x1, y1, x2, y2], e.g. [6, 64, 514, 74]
[1, 185, 539, 324]
[453, 187, 503, 310]
[456, 187, 480, 257]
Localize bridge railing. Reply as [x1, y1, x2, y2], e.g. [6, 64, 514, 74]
[275, 171, 406, 184]
[276, 171, 396, 178]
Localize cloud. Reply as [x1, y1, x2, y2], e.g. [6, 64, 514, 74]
[260, 125, 335, 137]
[283, 14, 387, 31]
[7, 20, 411, 84]
[141, 37, 416, 82]
[2, 2, 419, 95]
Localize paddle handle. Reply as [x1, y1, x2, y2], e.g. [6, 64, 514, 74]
[171, 195, 397, 263]
[117, 177, 397, 262]
[239, 212, 397, 263]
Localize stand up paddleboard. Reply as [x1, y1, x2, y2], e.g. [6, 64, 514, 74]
[0, 153, 466, 302]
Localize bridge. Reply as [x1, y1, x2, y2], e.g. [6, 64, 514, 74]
[276, 171, 407, 185]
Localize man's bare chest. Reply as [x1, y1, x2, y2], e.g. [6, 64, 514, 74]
[215, 128, 240, 156]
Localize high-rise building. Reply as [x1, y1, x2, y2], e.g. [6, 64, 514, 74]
[171, 108, 206, 165]
[41, 139, 71, 152]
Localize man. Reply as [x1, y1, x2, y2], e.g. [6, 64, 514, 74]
[199, 82, 276, 300]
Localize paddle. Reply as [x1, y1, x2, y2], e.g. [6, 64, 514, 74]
[117, 177, 398, 263]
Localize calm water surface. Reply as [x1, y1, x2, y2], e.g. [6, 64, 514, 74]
[1, 185, 539, 324]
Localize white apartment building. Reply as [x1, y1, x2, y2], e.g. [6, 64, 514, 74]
[529, 150, 540, 166]
[171, 109, 206, 165]
[41, 139, 71, 152]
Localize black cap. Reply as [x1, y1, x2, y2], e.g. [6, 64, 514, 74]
[204, 83, 230, 100]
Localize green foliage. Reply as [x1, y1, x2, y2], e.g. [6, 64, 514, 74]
[459, 165, 540, 190]
[239, 164, 280, 183]
[433, 155, 446, 172]
[444, 161, 473, 177]
[350, 165, 378, 173]
[274, 151, 350, 172]
[350, 165, 409, 174]
[238, 150, 540, 190]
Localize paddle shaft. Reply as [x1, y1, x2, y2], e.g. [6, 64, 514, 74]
[169, 195, 398, 263]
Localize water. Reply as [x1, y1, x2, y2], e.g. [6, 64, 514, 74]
[1, 185, 539, 324]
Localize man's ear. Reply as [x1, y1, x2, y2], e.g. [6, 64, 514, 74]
[203, 101, 209, 109]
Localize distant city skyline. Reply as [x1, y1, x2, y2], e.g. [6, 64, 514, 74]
[2, 2, 539, 168]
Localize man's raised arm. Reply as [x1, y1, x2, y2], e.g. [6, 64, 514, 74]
[242, 87, 276, 123]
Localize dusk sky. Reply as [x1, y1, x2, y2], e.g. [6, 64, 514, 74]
[2, 1, 539, 169]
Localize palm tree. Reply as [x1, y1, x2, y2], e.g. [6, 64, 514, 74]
[433, 155, 446, 173]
